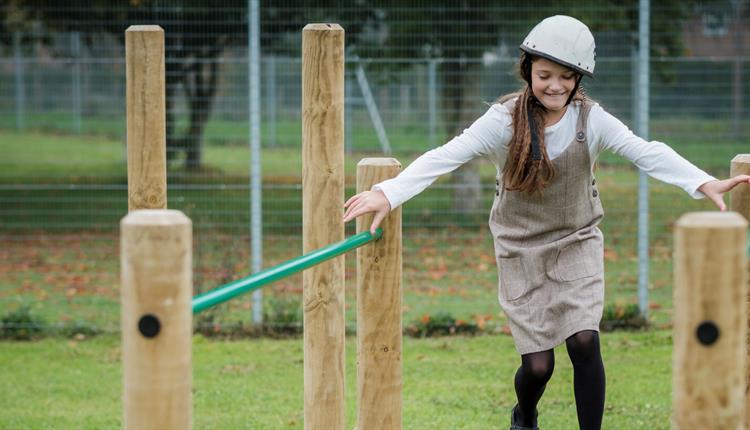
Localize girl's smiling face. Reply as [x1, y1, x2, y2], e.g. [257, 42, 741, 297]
[530, 57, 578, 113]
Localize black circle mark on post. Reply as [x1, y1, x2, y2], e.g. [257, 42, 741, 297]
[695, 321, 719, 346]
[138, 314, 161, 338]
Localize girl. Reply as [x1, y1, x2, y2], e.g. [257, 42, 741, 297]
[343, 15, 750, 430]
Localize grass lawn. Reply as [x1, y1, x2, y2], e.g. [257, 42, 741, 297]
[0, 330, 673, 429]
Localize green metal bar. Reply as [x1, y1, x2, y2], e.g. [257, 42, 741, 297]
[192, 228, 383, 314]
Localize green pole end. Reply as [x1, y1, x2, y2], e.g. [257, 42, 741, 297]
[192, 227, 385, 314]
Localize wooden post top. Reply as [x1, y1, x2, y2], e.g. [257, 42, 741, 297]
[126, 25, 164, 33]
[303, 23, 344, 32]
[357, 158, 402, 167]
[122, 209, 191, 227]
[731, 154, 750, 164]
[676, 211, 748, 229]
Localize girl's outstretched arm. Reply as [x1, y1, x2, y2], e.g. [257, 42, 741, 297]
[343, 189, 391, 234]
[698, 175, 750, 211]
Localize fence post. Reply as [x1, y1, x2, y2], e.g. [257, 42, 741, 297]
[356, 158, 403, 430]
[672, 211, 747, 428]
[126, 25, 167, 211]
[71, 31, 82, 134]
[121, 209, 193, 430]
[302, 23, 346, 430]
[427, 59, 437, 148]
[730, 154, 750, 427]
[13, 32, 25, 131]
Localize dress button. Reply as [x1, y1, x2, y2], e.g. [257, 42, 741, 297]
[496, 190, 499, 196]
[592, 190, 598, 198]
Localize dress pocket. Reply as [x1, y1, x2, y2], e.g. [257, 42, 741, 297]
[552, 240, 602, 282]
[498, 256, 527, 301]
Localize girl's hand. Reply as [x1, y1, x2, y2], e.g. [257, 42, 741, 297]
[698, 175, 750, 211]
[343, 189, 391, 234]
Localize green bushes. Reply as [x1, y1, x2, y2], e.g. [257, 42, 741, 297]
[0, 306, 43, 340]
[0, 306, 102, 340]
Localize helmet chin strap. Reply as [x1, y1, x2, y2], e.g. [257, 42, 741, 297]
[566, 74, 583, 105]
[527, 99, 543, 161]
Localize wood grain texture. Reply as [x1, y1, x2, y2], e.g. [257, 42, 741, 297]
[121, 209, 192, 430]
[731, 155, 750, 222]
[672, 211, 747, 429]
[730, 154, 750, 428]
[356, 158, 402, 430]
[126, 26, 167, 211]
[301, 23, 346, 430]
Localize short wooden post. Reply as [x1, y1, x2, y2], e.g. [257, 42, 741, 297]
[672, 212, 748, 429]
[126, 25, 167, 211]
[356, 158, 403, 430]
[121, 210, 192, 430]
[301, 23, 346, 430]
[730, 154, 750, 427]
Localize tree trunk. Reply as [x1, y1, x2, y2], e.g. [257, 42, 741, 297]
[184, 57, 219, 170]
[164, 64, 180, 164]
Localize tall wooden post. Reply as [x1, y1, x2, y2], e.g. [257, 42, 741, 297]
[301, 23, 345, 430]
[121, 210, 192, 430]
[124, 25, 188, 430]
[730, 154, 750, 427]
[126, 25, 167, 211]
[356, 158, 403, 430]
[672, 212, 748, 429]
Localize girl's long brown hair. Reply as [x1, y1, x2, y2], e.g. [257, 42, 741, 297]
[499, 52, 587, 195]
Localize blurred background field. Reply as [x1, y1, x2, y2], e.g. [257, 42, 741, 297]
[1, 2, 747, 336]
[0, 120, 724, 335]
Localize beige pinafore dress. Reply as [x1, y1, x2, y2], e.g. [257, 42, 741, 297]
[490, 100, 604, 355]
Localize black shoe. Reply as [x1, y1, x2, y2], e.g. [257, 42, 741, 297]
[510, 404, 538, 430]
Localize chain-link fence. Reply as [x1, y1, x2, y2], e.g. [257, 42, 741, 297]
[0, 1, 748, 334]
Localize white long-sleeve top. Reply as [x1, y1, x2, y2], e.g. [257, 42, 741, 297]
[374, 100, 716, 210]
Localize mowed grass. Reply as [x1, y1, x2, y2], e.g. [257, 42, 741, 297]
[0, 330, 673, 429]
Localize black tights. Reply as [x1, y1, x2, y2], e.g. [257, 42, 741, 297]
[514, 330, 605, 429]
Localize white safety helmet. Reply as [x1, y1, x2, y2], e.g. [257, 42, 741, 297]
[520, 15, 596, 77]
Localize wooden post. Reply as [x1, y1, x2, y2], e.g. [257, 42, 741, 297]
[356, 158, 403, 430]
[126, 26, 167, 211]
[121, 210, 192, 430]
[301, 23, 345, 430]
[731, 155, 750, 219]
[672, 212, 747, 429]
[730, 154, 750, 427]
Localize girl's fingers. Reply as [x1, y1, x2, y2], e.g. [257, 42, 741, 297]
[344, 193, 363, 208]
[345, 199, 374, 222]
[344, 194, 368, 220]
[708, 191, 726, 212]
[343, 200, 364, 222]
[370, 209, 387, 234]
[343, 198, 358, 217]
[346, 206, 370, 223]
[730, 175, 750, 188]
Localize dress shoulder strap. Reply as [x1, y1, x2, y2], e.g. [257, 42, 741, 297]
[575, 100, 593, 142]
